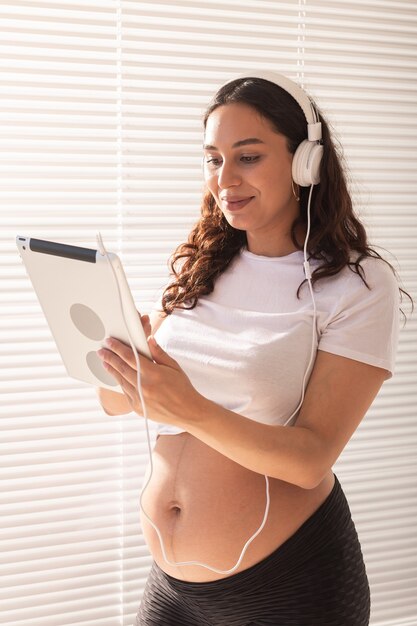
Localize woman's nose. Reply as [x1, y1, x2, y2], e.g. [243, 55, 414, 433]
[217, 161, 241, 189]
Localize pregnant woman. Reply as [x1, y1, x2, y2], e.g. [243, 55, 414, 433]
[97, 72, 407, 625]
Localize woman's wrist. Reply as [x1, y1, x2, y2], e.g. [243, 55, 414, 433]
[96, 386, 131, 416]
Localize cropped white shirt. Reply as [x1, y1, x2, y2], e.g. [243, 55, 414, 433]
[153, 247, 400, 436]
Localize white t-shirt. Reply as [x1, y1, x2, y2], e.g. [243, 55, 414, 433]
[153, 247, 400, 436]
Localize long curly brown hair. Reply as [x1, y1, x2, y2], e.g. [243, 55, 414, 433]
[159, 76, 412, 321]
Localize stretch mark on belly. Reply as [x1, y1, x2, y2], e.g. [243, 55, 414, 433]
[170, 505, 187, 580]
[169, 434, 190, 509]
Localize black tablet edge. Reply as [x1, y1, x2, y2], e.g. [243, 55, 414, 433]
[29, 238, 97, 263]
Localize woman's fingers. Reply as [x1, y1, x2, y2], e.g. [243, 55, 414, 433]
[101, 359, 133, 391]
[140, 313, 152, 337]
[98, 339, 146, 414]
[101, 360, 143, 414]
[103, 338, 137, 368]
[98, 340, 139, 388]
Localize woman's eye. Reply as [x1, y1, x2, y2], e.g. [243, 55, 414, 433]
[205, 155, 260, 166]
[241, 155, 259, 163]
[205, 157, 220, 166]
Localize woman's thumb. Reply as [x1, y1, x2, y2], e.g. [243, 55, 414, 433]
[148, 335, 177, 367]
[139, 313, 152, 337]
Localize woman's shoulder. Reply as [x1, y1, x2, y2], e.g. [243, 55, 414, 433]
[315, 249, 397, 284]
[312, 251, 399, 310]
[317, 252, 400, 379]
[347, 252, 398, 292]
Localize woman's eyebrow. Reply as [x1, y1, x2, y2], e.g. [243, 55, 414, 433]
[203, 137, 265, 150]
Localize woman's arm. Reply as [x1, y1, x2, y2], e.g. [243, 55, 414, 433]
[185, 350, 387, 489]
[96, 310, 166, 415]
[97, 333, 387, 488]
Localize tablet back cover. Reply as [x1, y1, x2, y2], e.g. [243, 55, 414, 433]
[16, 236, 150, 391]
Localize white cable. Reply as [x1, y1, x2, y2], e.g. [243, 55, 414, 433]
[284, 183, 317, 427]
[96, 184, 317, 573]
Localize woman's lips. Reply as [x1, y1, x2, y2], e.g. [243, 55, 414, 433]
[222, 197, 253, 211]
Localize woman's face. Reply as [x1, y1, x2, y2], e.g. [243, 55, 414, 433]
[203, 102, 301, 256]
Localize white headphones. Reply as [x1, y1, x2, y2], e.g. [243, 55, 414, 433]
[221, 71, 323, 187]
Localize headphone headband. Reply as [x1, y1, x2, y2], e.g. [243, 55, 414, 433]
[222, 70, 322, 142]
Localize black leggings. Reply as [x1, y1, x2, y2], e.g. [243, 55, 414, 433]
[135, 474, 370, 625]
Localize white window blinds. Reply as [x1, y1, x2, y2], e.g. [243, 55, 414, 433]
[1, 1, 416, 625]
[301, 3, 417, 625]
[1, 3, 155, 626]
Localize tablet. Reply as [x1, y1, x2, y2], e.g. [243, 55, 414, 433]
[16, 236, 152, 391]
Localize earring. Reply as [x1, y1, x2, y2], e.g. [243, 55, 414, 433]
[291, 179, 300, 202]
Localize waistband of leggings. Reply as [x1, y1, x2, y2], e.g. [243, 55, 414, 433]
[154, 472, 347, 593]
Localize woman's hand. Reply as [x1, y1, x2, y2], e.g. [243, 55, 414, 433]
[97, 314, 201, 427]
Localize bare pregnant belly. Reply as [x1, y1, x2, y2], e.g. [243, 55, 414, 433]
[140, 432, 335, 582]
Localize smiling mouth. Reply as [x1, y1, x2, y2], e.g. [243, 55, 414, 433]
[222, 197, 254, 211]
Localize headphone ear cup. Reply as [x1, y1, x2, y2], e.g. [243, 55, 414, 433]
[292, 140, 323, 186]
